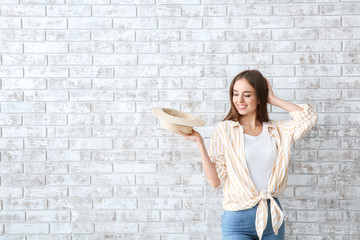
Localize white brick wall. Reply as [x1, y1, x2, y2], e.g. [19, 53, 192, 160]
[0, 1, 359, 239]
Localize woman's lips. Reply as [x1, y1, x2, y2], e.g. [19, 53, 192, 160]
[238, 105, 247, 110]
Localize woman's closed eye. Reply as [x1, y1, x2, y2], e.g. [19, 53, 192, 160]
[234, 94, 251, 97]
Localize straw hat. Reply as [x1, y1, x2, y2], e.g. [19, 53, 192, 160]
[152, 107, 205, 134]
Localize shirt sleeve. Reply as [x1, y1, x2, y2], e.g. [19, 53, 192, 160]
[208, 123, 228, 184]
[287, 103, 319, 143]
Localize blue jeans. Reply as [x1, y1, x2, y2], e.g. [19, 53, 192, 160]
[221, 198, 285, 240]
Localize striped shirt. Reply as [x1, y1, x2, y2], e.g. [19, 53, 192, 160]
[208, 103, 319, 239]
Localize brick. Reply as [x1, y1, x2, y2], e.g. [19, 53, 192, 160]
[114, 18, 157, 29]
[229, 53, 272, 64]
[24, 162, 67, 174]
[297, 210, 342, 222]
[294, 162, 339, 174]
[70, 67, 113, 77]
[2, 126, 46, 137]
[273, 4, 319, 15]
[250, 17, 294, 28]
[1, 6, 45, 16]
[0, 187, 22, 197]
[321, 222, 360, 235]
[159, 18, 202, 29]
[295, 186, 341, 198]
[115, 90, 158, 101]
[0, 140, 23, 151]
[23, 114, 66, 125]
[92, 30, 135, 41]
[184, 221, 220, 233]
[68, 18, 112, 29]
[4, 199, 47, 210]
[160, 42, 203, 53]
[115, 42, 157, 53]
[93, 199, 136, 210]
[320, 53, 360, 64]
[69, 162, 112, 173]
[46, 174, 90, 186]
[274, 29, 318, 40]
[250, 41, 294, 52]
[96, 223, 137, 234]
[48, 78, 91, 89]
[3, 54, 47, 66]
[92, 126, 136, 137]
[295, 16, 341, 27]
[23, 0, 65, 3]
[296, 40, 341, 51]
[68, 114, 111, 125]
[229, 5, 272, 16]
[137, 30, 180, 41]
[182, 30, 225, 41]
[115, 186, 158, 197]
[91, 174, 135, 185]
[0, 67, 23, 77]
[343, 16, 360, 27]
[138, 6, 181, 17]
[296, 65, 341, 76]
[91, 102, 135, 113]
[70, 42, 113, 53]
[47, 102, 91, 113]
[0, 30, 45, 41]
[161, 210, 205, 221]
[2, 174, 45, 186]
[117, 210, 159, 222]
[5, 223, 49, 234]
[27, 211, 70, 222]
[92, 6, 136, 17]
[319, 27, 360, 39]
[114, 162, 157, 173]
[46, 30, 90, 41]
[23, 18, 67, 29]
[139, 222, 182, 233]
[24, 187, 67, 198]
[24, 42, 67, 53]
[0, 42, 23, 53]
[92, 150, 135, 161]
[70, 90, 113, 101]
[182, 6, 226, 17]
[115, 66, 158, 77]
[49, 198, 92, 210]
[67, 0, 109, 3]
[50, 223, 94, 234]
[69, 186, 113, 198]
[47, 6, 91, 16]
[0, 18, 21, 29]
[320, 3, 360, 15]
[72, 210, 115, 221]
[25, 66, 68, 77]
[0, 90, 22, 101]
[136, 173, 180, 185]
[0, 212, 25, 222]
[344, 65, 360, 76]
[159, 186, 203, 197]
[227, 30, 271, 40]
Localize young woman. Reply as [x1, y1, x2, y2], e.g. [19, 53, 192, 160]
[178, 69, 318, 240]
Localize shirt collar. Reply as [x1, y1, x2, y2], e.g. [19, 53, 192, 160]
[229, 120, 273, 130]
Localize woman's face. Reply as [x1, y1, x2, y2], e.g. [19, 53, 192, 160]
[233, 78, 259, 116]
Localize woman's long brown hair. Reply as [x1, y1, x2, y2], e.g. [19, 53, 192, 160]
[223, 69, 270, 124]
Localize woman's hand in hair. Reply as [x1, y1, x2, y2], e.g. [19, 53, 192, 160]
[177, 129, 203, 145]
[264, 77, 276, 105]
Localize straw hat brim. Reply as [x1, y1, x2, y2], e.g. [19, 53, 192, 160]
[152, 107, 205, 134]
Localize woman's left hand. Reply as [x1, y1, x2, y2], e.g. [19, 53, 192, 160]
[264, 77, 276, 105]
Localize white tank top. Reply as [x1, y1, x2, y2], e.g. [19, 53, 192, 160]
[243, 124, 278, 192]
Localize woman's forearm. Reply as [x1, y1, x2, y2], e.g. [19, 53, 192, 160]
[270, 96, 304, 112]
[196, 139, 221, 188]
